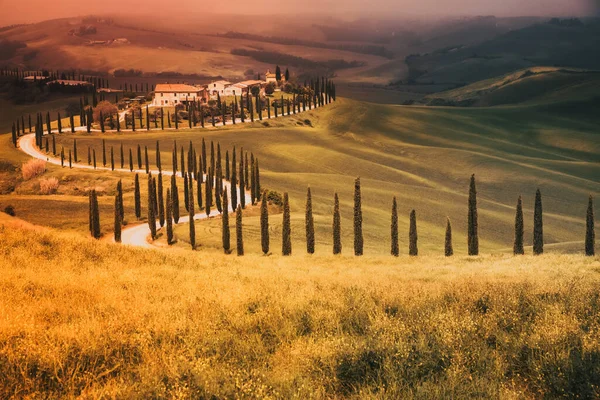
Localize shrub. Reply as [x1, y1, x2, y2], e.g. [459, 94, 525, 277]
[39, 178, 59, 195]
[22, 159, 46, 180]
[3, 205, 15, 216]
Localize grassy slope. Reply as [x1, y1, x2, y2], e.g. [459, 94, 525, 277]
[0, 217, 599, 398]
[423, 67, 600, 107]
[9, 97, 594, 256]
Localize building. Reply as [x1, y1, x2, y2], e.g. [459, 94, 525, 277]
[223, 80, 265, 97]
[207, 80, 231, 96]
[152, 84, 207, 107]
[265, 69, 285, 84]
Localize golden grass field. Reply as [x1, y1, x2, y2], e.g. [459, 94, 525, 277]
[0, 213, 599, 398]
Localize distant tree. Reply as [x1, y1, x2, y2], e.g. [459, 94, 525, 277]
[225, 151, 230, 181]
[188, 172, 196, 250]
[236, 205, 244, 256]
[333, 192, 342, 255]
[120, 143, 124, 169]
[90, 190, 101, 239]
[285, 68, 290, 82]
[102, 139, 106, 167]
[60, 146, 64, 167]
[445, 218, 453, 257]
[93, 149, 96, 169]
[222, 187, 230, 253]
[114, 194, 121, 243]
[52, 135, 56, 156]
[533, 189, 543, 255]
[409, 210, 418, 256]
[134, 173, 141, 220]
[57, 113, 62, 133]
[231, 149, 238, 210]
[275, 65, 281, 82]
[110, 146, 114, 171]
[306, 187, 315, 254]
[391, 197, 399, 257]
[171, 174, 180, 224]
[260, 190, 269, 255]
[72, 139, 77, 163]
[354, 177, 363, 256]
[148, 174, 157, 240]
[265, 82, 275, 95]
[93, 101, 118, 123]
[205, 167, 212, 217]
[144, 146, 149, 174]
[116, 180, 124, 223]
[514, 196, 524, 255]
[129, 148, 133, 172]
[184, 172, 189, 212]
[586, 195, 595, 256]
[166, 188, 174, 245]
[197, 174, 203, 211]
[158, 173, 165, 228]
[282, 192, 292, 256]
[11, 123, 16, 147]
[467, 174, 479, 256]
[69, 149, 72, 169]
[239, 151, 245, 209]
[255, 158, 260, 195]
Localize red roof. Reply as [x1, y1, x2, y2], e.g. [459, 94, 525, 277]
[154, 84, 202, 93]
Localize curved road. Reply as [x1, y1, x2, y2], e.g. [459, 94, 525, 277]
[18, 133, 251, 248]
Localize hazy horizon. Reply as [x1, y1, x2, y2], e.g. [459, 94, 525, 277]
[0, 0, 598, 25]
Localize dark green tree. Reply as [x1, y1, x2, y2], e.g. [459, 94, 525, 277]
[189, 172, 196, 250]
[514, 196, 524, 255]
[260, 190, 269, 255]
[222, 187, 231, 254]
[184, 172, 189, 212]
[156, 140, 162, 172]
[409, 210, 418, 256]
[275, 65, 281, 82]
[333, 193, 342, 255]
[467, 174, 479, 256]
[306, 187, 315, 254]
[129, 149, 133, 172]
[236, 205, 244, 256]
[282, 192, 292, 256]
[148, 173, 157, 240]
[102, 139, 106, 166]
[90, 190, 101, 239]
[166, 188, 174, 245]
[110, 146, 115, 171]
[231, 149, 238, 210]
[586, 195, 595, 256]
[445, 218, 453, 257]
[114, 194, 121, 243]
[120, 143, 124, 169]
[137, 144, 142, 169]
[158, 173, 165, 228]
[171, 174, 180, 224]
[391, 197, 399, 257]
[533, 189, 543, 255]
[239, 151, 245, 209]
[354, 177, 363, 256]
[144, 146, 149, 174]
[134, 173, 141, 220]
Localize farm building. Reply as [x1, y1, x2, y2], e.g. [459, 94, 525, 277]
[152, 84, 208, 106]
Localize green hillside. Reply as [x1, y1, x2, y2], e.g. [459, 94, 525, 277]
[422, 67, 600, 107]
[3, 97, 596, 256]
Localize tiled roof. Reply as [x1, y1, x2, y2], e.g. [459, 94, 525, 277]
[154, 84, 201, 93]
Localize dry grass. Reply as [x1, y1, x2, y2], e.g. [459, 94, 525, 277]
[39, 177, 59, 195]
[0, 219, 598, 398]
[21, 159, 46, 180]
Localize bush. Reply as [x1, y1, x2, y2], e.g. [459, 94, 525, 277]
[39, 178, 59, 195]
[3, 205, 15, 216]
[22, 159, 46, 180]
[266, 190, 283, 206]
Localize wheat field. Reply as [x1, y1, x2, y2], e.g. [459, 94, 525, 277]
[0, 214, 598, 398]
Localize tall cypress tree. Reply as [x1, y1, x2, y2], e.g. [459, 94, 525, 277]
[93, 149, 97, 169]
[391, 197, 399, 257]
[236, 205, 244, 256]
[156, 140, 162, 172]
[189, 172, 196, 250]
[137, 144, 142, 169]
[333, 192, 342, 255]
[102, 139, 106, 166]
[117, 180, 124, 223]
[244, 152, 249, 190]
[586, 195, 595, 256]
[261, 190, 269, 255]
[60, 147, 64, 167]
[306, 187, 315, 254]
[225, 151, 230, 181]
[184, 172, 189, 212]
[533, 189, 543, 255]
[166, 188, 174, 245]
[222, 187, 230, 253]
[148, 173, 157, 240]
[205, 167, 212, 217]
[409, 210, 418, 256]
[445, 218, 453, 257]
[158, 173, 165, 228]
[239, 151, 245, 209]
[354, 177, 363, 256]
[114, 194, 121, 243]
[57, 113, 62, 133]
[110, 146, 115, 171]
[129, 149, 134, 172]
[255, 158, 260, 195]
[134, 173, 141, 220]
[52, 134, 56, 155]
[201, 138, 207, 173]
[514, 196, 524, 255]
[231, 149, 238, 210]
[144, 146, 149, 174]
[282, 192, 292, 256]
[120, 143, 124, 169]
[11, 122, 17, 147]
[467, 174, 479, 256]
[69, 149, 72, 169]
[90, 190, 101, 239]
[197, 174, 203, 210]
[171, 174, 180, 224]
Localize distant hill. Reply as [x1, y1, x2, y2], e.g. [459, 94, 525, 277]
[405, 19, 600, 86]
[421, 67, 600, 107]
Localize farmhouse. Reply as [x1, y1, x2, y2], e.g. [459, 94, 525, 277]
[152, 84, 207, 107]
[208, 80, 231, 96]
[265, 70, 285, 84]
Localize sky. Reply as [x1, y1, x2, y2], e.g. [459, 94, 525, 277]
[0, 0, 598, 25]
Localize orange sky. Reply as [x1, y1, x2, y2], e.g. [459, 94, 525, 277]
[0, 0, 597, 25]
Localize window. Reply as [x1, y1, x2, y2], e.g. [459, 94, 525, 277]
[174, 100, 177, 104]
[161, 93, 164, 97]
[214, 84, 216, 87]
[188, 93, 190, 96]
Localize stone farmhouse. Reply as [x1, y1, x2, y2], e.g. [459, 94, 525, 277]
[152, 84, 208, 107]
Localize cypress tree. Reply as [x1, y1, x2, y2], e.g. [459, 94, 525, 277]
[146, 105, 150, 131]
[184, 172, 189, 212]
[255, 158, 261, 195]
[445, 218, 453, 257]
[156, 140, 162, 172]
[69, 149, 72, 169]
[354, 177, 363, 256]
[91, 190, 101, 239]
[215, 169, 222, 213]
[120, 143, 124, 169]
[11, 122, 16, 147]
[467, 174, 479, 256]
[144, 146, 149, 174]
[87, 145, 91, 165]
[73, 139, 78, 162]
[114, 194, 121, 243]
[171, 174, 180, 223]
[205, 167, 212, 217]
[333, 192, 342, 255]
[225, 151, 230, 181]
[57, 113, 62, 133]
[86, 109, 92, 133]
[52, 133, 56, 155]
[88, 191, 93, 235]
[102, 139, 107, 166]
[239, 151, 245, 209]
[110, 146, 115, 171]
[201, 138, 207, 173]
[60, 146, 64, 167]
[132, 110, 136, 131]
[117, 180, 124, 223]
[533, 189, 544, 255]
[250, 154, 256, 204]
[236, 205, 244, 256]
[46, 112, 51, 134]
[161, 108, 164, 130]
[306, 187, 315, 254]
[391, 197, 399, 257]
[44, 137, 48, 153]
[197, 174, 203, 210]
[134, 174, 141, 220]
[210, 141, 215, 172]
[100, 111, 105, 133]
[180, 147, 185, 178]
[586, 195, 595, 256]
[409, 210, 418, 256]
[116, 113, 121, 132]
[222, 187, 231, 253]
[282, 192, 292, 256]
[129, 149, 134, 172]
[231, 149, 238, 210]
[148, 173, 157, 240]
[189, 172, 196, 250]
[166, 188, 174, 245]
[158, 173, 165, 228]
[260, 190, 269, 255]
[514, 196, 524, 255]
[93, 149, 97, 169]
[245, 152, 250, 190]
